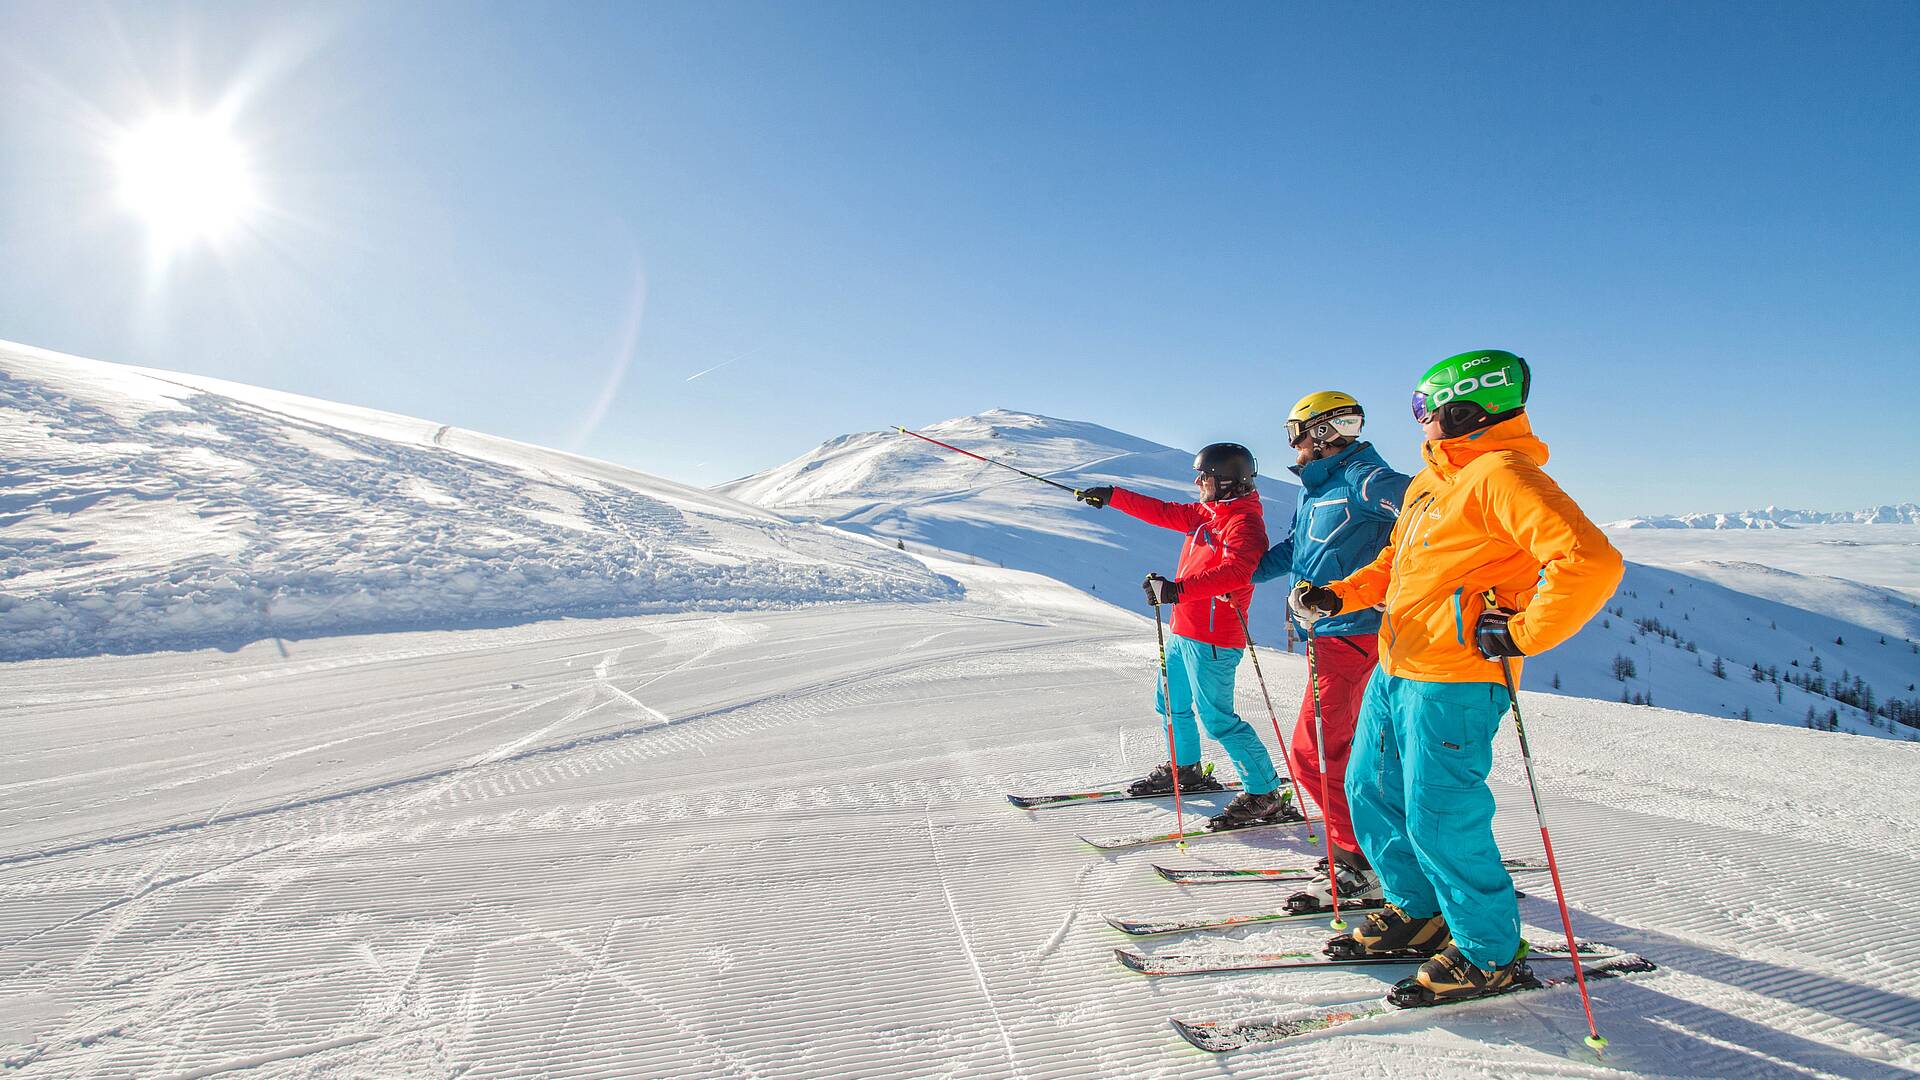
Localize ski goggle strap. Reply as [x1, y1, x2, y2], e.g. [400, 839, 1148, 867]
[1287, 413, 1365, 446]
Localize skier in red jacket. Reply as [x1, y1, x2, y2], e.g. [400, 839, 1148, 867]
[1077, 443, 1293, 829]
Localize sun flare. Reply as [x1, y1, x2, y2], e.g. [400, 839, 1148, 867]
[113, 112, 257, 250]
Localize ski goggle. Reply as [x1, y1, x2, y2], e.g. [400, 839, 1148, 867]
[1287, 412, 1364, 447]
[1411, 390, 1435, 423]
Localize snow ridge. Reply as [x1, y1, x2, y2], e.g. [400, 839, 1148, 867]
[719, 408, 1304, 645]
[0, 341, 956, 661]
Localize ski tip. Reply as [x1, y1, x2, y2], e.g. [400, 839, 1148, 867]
[1169, 1018, 1233, 1054]
[1150, 864, 1181, 882]
[1113, 948, 1150, 973]
[1596, 954, 1659, 975]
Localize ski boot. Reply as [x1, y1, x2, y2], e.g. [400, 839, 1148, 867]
[1284, 856, 1385, 915]
[1388, 941, 1539, 1007]
[1205, 788, 1298, 831]
[1126, 762, 1225, 798]
[1323, 902, 1450, 960]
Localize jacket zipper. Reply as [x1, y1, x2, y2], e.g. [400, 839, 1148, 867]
[1383, 489, 1438, 650]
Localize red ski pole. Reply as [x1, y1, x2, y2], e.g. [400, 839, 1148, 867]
[1494, 646, 1607, 1053]
[1232, 605, 1316, 843]
[895, 426, 1084, 496]
[1152, 601, 1188, 849]
[1305, 623, 1348, 930]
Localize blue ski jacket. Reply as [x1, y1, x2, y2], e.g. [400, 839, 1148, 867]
[1252, 441, 1410, 638]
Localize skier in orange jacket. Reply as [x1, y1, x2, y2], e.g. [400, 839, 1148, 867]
[1290, 350, 1623, 1003]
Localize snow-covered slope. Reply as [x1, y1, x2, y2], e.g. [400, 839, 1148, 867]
[5, 558, 1918, 1076]
[1609, 504, 1920, 528]
[6, 359, 1918, 1074]
[1514, 560, 1920, 740]
[718, 409, 1304, 645]
[1612, 524, 1920, 600]
[0, 340, 955, 661]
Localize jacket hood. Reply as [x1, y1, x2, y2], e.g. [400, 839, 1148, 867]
[1420, 413, 1548, 480]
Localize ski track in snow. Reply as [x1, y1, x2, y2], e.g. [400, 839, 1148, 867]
[4, 558, 1918, 1077]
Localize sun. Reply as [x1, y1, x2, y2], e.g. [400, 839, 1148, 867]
[113, 112, 257, 251]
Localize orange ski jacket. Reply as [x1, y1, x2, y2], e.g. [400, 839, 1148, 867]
[1326, 414, 1622, 684]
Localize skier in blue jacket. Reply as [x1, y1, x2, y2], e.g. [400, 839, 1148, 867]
[1251, 391, 1410, 909]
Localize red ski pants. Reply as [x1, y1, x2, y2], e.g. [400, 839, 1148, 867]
[1291, 633, 1379, 856]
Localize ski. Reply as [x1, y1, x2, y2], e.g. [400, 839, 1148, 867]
[1103, 899, 1389, 937]
[1117, 940, 1616, 978]
[1008, 777, 1241, 810]
[1153, 856, 1547, 886]
[1106, 887, 1525, 937]
[1168, 953, 1658, 1053]
[1079, 814, 1321, 851]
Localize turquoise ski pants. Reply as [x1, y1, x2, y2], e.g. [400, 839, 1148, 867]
[1155, 633, 1280, 795]
[1345, 668, 1521, 969]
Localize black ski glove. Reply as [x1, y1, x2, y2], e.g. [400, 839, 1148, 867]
[1077, 486, 1114, 508]
[1288, 582, 1342, 624]
[1475, 609, 1526, 659]
[1143, 573, 1182, 606]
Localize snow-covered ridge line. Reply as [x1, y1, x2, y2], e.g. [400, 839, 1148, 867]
[718, 407, 1304, 646]
[1608, 503, 1920, 529]
[0, 340, 956, 661]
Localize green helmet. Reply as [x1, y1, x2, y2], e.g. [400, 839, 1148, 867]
[1411, 350, 1531, 437]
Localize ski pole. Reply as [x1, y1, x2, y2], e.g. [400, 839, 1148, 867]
[1152, 601, 1188, 849]
[896, 426, 1084, 496]
[1232, 605, 1316, 843]
[1305, 623, 1348, 931]
[1493, 643, 1607, 1053]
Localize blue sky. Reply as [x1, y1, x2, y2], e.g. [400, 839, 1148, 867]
[1, 1, 1914, 519]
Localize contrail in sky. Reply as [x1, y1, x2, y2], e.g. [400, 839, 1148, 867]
[684, 357, 735, 382]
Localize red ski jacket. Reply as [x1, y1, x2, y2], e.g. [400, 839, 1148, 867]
[1108, 488, 1267, 649]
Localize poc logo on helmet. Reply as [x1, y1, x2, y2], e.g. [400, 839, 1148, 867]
[1461, 354, 1499, 371]
[1428, 366, 1512, 409]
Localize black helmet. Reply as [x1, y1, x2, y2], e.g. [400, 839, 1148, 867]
[1194, 442, 1257, 498]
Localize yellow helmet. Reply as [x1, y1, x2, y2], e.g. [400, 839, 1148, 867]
[1286, 390, 1364, 446]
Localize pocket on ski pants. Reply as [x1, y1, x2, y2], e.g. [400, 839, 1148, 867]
[1403, 680, 1505, 816]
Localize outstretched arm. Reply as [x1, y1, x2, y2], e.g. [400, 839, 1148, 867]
[1107, 487, 1207, 533]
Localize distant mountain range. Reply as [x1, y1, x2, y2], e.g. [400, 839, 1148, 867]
[1607, 505, 1920, 529]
